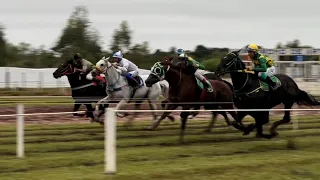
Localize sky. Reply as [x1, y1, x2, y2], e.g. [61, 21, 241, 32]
[0, 0, 320, 52]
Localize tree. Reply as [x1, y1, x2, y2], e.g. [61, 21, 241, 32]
[168, 46, 176, 54]
[0, 24, 7, 66]
[52, 5, 102, 62]
[193, 45, 211, 59]
[110, 21, 132, 53]
[129, 41, 150, 56]
[285, 39, 300, 48]
[275, 42, 283, 49]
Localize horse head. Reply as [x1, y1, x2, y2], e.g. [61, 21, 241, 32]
[160, 56, 174, 66]
[146, 61, 166, 87]
[95, 56, 111, 74]
[53, 59, 76, 79]
[215, 50, 245, 76]
[96, 56, 120, 85]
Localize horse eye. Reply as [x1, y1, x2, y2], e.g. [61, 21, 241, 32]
[100, 64, 104, 66]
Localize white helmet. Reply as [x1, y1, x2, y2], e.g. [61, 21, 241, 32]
[178, 53, 186, 58]
[176, 48, 184, 55]
[112, 51, 123, 59]
[178, 53, 188, 58]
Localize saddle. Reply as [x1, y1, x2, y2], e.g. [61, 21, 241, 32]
[127, 76, 143, 88]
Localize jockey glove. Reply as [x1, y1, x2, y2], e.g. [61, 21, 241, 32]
[125, 73, 133, 79]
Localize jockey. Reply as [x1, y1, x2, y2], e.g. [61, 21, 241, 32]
[112, 50, 140, 87]
[177, 53, 213, 92]
[246, 44, 277, 90]
[176, 48, 195, 61]
[73, 53, 105, 84]
[73, 53, 93, 76]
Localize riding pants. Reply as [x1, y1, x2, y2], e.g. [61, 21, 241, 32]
[194, 69, 213, 91]
[258, 66, 276, 80]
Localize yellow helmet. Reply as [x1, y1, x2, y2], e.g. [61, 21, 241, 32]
[247, 44, 259, 52]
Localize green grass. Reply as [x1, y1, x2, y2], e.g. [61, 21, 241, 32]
[0, 117, 320, 180]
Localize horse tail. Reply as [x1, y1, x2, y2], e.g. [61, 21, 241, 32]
[295, 90, 320, 106]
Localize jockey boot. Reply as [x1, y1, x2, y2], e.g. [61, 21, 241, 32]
[265, 76, 276, 90]
[128, 77, 139, 88]
[202, 79, 213, 92]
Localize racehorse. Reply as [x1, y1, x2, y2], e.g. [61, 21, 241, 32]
[93, 57, 171, 126]
[215, 50, 320, 138]
[145, 57, 238, 143]
[158, 58, 233, 121]
[53, 59, 108, 123]
[156, 70, 233, 126]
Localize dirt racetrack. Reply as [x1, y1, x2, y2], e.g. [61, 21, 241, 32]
[1, 102, 320, 125]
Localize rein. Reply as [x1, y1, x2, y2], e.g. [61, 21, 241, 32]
[220, 54, 260, 96]
[100, 60, 121, 89]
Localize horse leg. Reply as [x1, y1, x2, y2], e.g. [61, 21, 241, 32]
[269, 101, 294, 137]
[148, 103, 179, 130]
[254, 112, 272, 139]
[179, 105, 192, 144]
[160, 99, 175, 122]
[132, 101, 142, 121]
[229, 110, 254, 135]
[219, 111, 231, 126]
[72, 103, 84, 117]
[115, 99, 130, 118]
[161, 99, 168, 109]
[189, 105, 200, 119]
[94, 95, 111, 123]
[148, 99, 158, 121]
[84, 104, 95, 123]
[205, 112, 218, 133]
[123, 101, 141, 128]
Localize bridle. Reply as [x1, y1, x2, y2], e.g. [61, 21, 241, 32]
[152, 59, 182, 88]
[56, 63, 76, 77]
[96, 59, 120, 88]
[219, 53, 249, 93]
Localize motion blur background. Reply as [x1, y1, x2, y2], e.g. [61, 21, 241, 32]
[1, 0, 320, 96]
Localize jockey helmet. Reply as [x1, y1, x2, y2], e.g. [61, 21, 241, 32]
[113, 51, 123, 59]
[247, 44, 259, 52]
[74, 53, 82, 60]
[176, 48, 184, 55]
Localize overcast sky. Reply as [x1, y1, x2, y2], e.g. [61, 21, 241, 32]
[0, 0, 319, 52]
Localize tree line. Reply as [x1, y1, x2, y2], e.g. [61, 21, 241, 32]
[0, 5, 315, 71]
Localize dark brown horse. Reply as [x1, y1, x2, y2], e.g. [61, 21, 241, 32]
[145, 57, 238, 143]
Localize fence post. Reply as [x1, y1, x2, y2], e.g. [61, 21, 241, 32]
[17, 104, 24, 158]
[105, 108, 116, 174]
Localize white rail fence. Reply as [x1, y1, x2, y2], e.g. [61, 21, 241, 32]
[2, 105, 320, 174]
